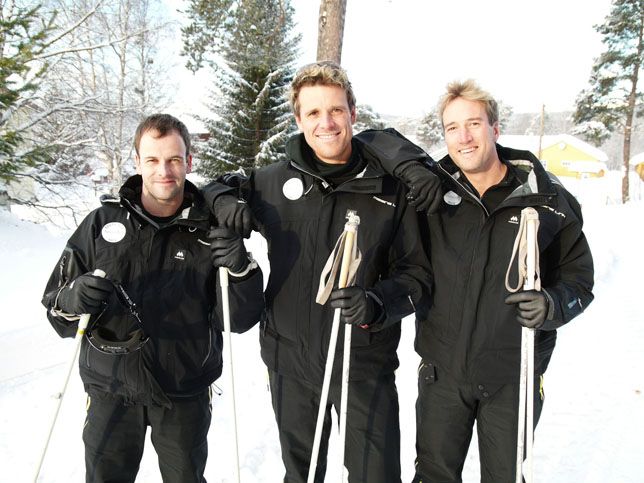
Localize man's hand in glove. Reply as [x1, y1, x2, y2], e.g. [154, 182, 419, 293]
[504, 290, 549, 329]
[213, 194, 254, 238]
[395, 161, 442, 213]
[57, 272, 113, 315]
[329, 287, 378, 327]
[209, 227, 249, 273]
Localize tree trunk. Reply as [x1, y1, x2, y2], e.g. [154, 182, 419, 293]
[622, 13, 643, 204]
[316, 0, 347, 63]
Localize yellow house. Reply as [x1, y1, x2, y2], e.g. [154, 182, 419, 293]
[632, 152, 644, 182]
[497, 135, 608, 178]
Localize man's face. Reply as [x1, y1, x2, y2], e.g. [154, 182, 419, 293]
[442, 97, 500, 176]
[295, 84, 356, 164]
[135, 129, 192, 216]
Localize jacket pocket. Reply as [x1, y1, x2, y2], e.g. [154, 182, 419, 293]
[83, 337, 145, 394]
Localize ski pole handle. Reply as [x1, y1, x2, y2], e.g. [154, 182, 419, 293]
[76, 269, 107, 334]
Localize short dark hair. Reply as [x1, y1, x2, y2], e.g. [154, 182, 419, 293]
[133, 114, 191, 156]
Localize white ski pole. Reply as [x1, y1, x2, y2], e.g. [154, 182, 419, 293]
[34, 269, 106, 483]
[219, 266, 241, 483]
[514, 208, 539, 483]
[308, 211, 360, 483]
[339, 214, 360, 482]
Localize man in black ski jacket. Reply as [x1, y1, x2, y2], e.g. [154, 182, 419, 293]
[364, 80, 594, 482]
[203, 61, 432, 483]
[42, 114, 264, 482]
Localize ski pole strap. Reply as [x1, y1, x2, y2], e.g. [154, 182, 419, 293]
[113, 282, 143, 326]
[505, 207, 541, 293]
[315, 215, 362, 305]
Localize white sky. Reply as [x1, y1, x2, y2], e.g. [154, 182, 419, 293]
[294, 0, 614, 117]
[169, 0, 614, 125]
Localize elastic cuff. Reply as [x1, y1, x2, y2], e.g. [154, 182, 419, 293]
[543, 288, 556, 321]
[364, 290, 386, 328]
[51, 285, 81, 320]
[228, 254, 258, 278]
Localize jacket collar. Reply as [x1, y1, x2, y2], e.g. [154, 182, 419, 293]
[438, 143, 558, 204]
[106, 175, 211, 229]
[285, 133, 386, 194]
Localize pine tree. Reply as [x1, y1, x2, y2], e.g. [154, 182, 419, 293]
[415, 109, 443, 151]
[182, 0, 300, 177]
[353, 104, 385, 133]
[0, 4, 55, 183]
[572, 0, 643, 203]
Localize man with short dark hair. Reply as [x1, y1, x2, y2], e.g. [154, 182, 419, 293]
[42, 113, 264, 482]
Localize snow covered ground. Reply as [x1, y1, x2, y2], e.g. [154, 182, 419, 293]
[1, 172, 643, 482]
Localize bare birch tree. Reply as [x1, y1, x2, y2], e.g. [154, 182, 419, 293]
[2, 0, 173, 225]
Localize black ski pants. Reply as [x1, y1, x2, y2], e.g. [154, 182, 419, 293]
[412, 361, 544, 483]
[268, 369, 401, 483]
[82, 388, 211, 483]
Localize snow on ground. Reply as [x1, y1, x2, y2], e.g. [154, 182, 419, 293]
[1, 173, 643, 482]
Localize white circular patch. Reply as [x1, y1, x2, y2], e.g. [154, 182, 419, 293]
[101, 222, 126, 243]
[282, 178, 304, 201]
[443, 190, 462, 206]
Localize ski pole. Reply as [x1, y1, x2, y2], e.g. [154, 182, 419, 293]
[338, 214, 360, 482]
[514, 208, 539, 483]
[219, 266, 241, 483]
[34, 269, 106, 482]
[308, 211, 361, 483]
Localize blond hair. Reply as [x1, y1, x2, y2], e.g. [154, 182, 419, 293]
[289, 61, 356, 116]
[437, 79, 499, 128]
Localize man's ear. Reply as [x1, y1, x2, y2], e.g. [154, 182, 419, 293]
[135, 155, 142, 174]
[186, 154, 193, 174]
[492, 121, 500, 141]
[350, 106, 357, 124]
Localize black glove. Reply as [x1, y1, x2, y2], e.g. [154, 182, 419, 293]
[504, 290, 549, 329]
[57, 272, 113, 315]
[328, 287, 378, 327]
[213, 194, 254, 238]
[208, 227, 249, 273]
[395, 162, 442, 213]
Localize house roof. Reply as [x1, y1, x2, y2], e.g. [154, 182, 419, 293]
[631, 152, 644, 165]
[498, 134, 608, 162]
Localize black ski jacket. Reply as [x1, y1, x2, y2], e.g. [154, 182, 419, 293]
[358, 129, 595, 384]
[205, 133, 431, 385]
[42, 176, 263, 405]
[418, 145, 594, 383]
